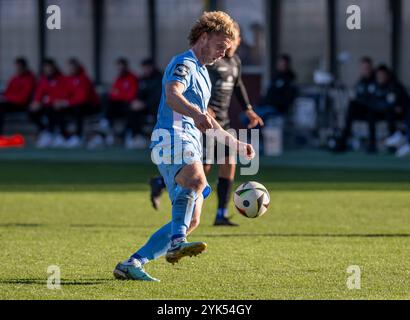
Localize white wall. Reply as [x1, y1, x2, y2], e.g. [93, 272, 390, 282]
[336, 0, 391, 87]
[156, 0, 204, 69]
[280, 0, 327, 85]
[101, 0, 149, 84]
[400, 1, 410, 85]
[0, 0, 408, 89]
[0, 0, 39, 84]
[46, 0, 94, 80]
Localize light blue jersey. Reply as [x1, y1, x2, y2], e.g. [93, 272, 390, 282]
[130, 50, 213, 267]
[150, 50, 212, 203]
[150, 49, 212, 152]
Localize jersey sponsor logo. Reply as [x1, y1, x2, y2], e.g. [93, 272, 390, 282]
[173, 64, 190, 77]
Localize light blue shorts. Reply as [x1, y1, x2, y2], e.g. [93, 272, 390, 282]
[156, 141, 211, 203]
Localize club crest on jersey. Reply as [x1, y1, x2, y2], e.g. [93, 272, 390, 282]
[173, 64, 190, 77]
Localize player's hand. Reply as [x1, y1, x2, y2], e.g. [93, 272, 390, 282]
[246, 109, 264, 128]
[238, 142, 255, 160]
[193, 111, 213, 133]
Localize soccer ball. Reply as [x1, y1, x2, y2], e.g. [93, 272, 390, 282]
[234, 181, 270, 218]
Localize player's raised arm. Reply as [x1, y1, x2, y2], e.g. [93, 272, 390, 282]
[165, 81, 213, 132]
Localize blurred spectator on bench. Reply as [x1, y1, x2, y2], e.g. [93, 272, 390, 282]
[335, 57, 376, 152]
[29, 58, 67, 148]
[395, 105, 410, 157]
[125, 58, 162, 149]
[0, 57, 36, 136]
[384, 71, 410, 157]
[253, 54, 297, 122]
[52, 58, 100, 148]
[136, 58, 162, 119]
[337, 64, 404, 153]
[87, 57, 139, 149]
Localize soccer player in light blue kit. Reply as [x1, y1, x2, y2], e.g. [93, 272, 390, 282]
[113, 11, 255, 281]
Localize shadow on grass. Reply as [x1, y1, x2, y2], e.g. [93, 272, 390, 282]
[0, 223, 43, 228]
[204, 233, 410, 238]
[69, 224, 150, 229]
[1, 224, 409, 238]
[0, 223, 155, 229]
[0, 279, 113, 286]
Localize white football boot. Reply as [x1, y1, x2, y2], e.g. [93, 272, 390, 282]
[87, 135, 104, 150]
[65, 135, 83, 149]
[51, 134, 66, 148]
[385, 131, 407, 148]
[36, 131, 53, 149]
[396, 143, 410, 158]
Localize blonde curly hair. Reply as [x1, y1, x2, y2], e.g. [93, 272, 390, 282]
[188, 11, 236, 46]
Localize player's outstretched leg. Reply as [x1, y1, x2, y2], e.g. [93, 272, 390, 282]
[149, 176, 166, 210]
[113, 222, 173, 281]
[214, 161, 238, 226]
[114, 163, 210, 280]
[165, 162, 208, 264]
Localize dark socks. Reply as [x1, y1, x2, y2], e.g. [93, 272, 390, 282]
[216, 177, 233, 219]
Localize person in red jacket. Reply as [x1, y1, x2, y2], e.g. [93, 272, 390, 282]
[52, 58, 100, 148]
[29, 58, 67, 148]
[87, 57, 140, 149]
[0, 57, 36, 135]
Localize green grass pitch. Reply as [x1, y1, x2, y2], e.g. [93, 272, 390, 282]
[0, 155, 409, 299]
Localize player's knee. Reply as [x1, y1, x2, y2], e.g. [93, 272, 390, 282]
[188, 176, 207, 193]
